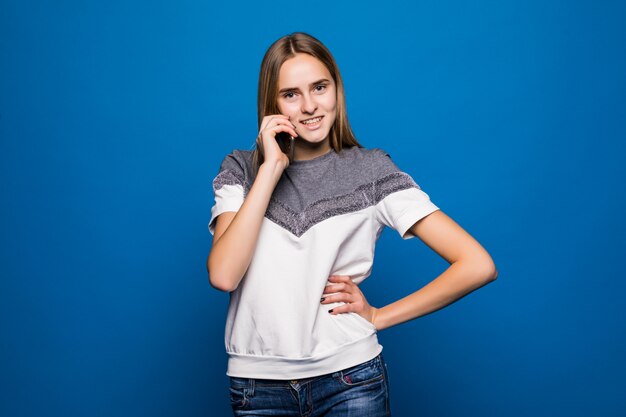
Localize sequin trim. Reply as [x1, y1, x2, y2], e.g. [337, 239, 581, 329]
[213, 169, 247, 196]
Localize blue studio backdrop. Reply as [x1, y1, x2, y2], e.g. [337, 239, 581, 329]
[1, 1, 625, 416]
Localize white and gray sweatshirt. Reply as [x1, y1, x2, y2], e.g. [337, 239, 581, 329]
[209, 146, 440, 379]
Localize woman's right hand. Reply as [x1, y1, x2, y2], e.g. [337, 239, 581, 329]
[257, 114, 298, 170]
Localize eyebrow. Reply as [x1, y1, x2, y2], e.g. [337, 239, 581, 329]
[278, 78, 330, 94]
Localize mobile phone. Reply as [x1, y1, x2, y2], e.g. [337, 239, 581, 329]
[275, 131, 295, 164]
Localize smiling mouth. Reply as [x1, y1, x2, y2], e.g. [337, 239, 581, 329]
[301, 116, 323, 125]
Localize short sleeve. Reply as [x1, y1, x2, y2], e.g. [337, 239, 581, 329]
[372, 149, 440, 240]
[208, 152, 247, 236]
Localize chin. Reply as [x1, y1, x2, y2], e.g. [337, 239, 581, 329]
[299, 134, 330, 145]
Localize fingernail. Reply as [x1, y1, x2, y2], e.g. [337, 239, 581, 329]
[328, 309, 334, 313]
[320, 297, 325, 302]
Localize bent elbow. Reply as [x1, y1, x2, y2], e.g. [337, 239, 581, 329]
[487, 267, 498, 283]
[209, 275, 236, 293]
[483, 261, 498, 284]
[208, 269, 238, 293]
[469, 256, 498, 285]
[207, 257, 237, 293]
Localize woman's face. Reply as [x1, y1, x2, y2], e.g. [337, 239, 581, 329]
[277, 53, 337, 149]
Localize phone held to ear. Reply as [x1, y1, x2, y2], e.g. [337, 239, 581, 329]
[275, 131, 295, 164]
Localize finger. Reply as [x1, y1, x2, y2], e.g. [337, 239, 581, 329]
[259, 116, 275, 132]
[269, 124, 298, 138]
[323, 283, 348, 294]
[260, 124, 294, 141]
[329, 275, 352, 282]
[320, 293, 353, 304]
[273, 118, 298, 133]
[261, 114, 290, 127]
[260, 115, 289, 132]
[325, 278, 354, 292]
[327, 304, 354, 315]
[326, 281, 352, 289]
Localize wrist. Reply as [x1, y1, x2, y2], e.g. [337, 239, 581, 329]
[259, 160, 285, 181]
[371, 307, 381, 330]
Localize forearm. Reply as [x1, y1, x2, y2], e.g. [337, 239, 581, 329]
[208, 162, 284, 292]
[373, 259, 497, 331]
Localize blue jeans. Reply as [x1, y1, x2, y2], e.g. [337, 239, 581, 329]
[228, 352, 391, 416]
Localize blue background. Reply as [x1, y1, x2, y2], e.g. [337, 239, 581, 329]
[1, 0, 625, 416]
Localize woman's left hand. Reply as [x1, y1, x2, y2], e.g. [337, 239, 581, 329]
[321, 275, 379, 329]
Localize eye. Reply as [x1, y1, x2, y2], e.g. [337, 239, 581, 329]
[314, 84, 327, 93]
[282, 91, 297, 100]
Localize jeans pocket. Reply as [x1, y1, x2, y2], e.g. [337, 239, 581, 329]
[229, 377, 249, 409]
[339, 355, 384, 387]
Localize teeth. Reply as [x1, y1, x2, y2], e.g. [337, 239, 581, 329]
[302, 116, 322, 125]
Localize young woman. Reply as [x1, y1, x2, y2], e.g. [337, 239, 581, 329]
[207, 32, 497, 416]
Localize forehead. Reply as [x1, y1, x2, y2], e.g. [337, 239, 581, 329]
[278, 53, 332, 86]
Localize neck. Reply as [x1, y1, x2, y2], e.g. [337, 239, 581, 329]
[293, 139, 332, 162]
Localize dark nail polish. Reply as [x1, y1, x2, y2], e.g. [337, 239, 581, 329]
[320, 297, 325, 302]
[328, 309, 334, 313]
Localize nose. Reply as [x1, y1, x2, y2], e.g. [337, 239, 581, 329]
[301, 93, 317, 115]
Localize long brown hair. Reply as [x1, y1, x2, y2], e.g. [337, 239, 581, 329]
[251, 32, 363, 176]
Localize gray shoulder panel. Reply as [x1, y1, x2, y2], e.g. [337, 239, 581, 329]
[212, 150, 254, 194]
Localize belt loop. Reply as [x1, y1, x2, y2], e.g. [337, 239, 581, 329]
[246, 377, 255, 397]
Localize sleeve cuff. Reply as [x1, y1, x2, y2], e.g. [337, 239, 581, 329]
[395, 203, 440, 240]
[208, 184, 244, 235]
